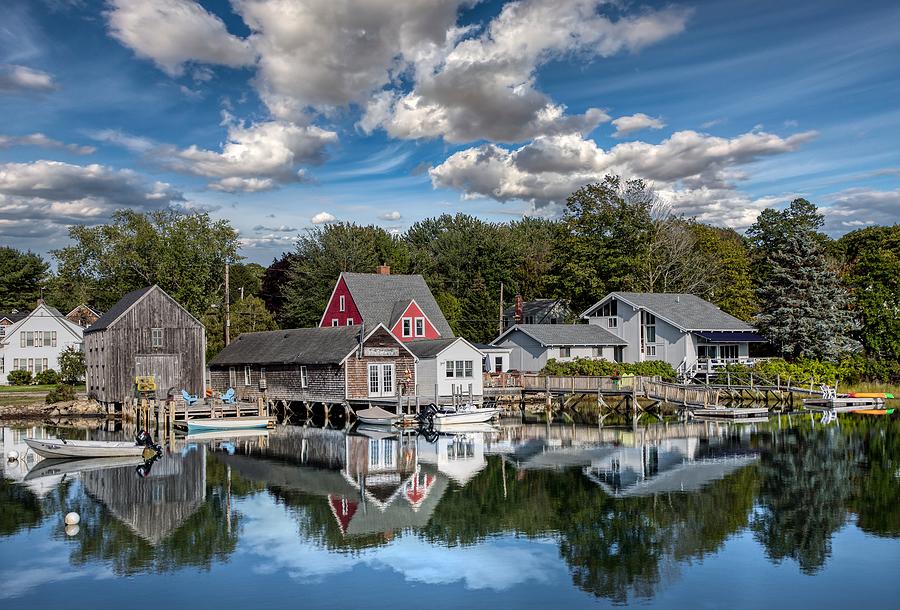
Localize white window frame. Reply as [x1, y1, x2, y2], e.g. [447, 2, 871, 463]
[331, 318, 339, 327]
[445, 360, 473, 379]
[607, 318, 618, 329]
[368, 363, 395, 397]
[229, 367, 236, 387]
[346, 319, 354, 326]
[560, 346, 572, 358]
[244, 365, 251, 386]
[414, 317, 425, 337]
[339, 295, 345, 312]
[402, 318, 412, 337]
[151, 328, 163, 348]
[300, 366, 309, 388]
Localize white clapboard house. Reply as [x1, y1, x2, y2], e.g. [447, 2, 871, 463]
[0, 301, 84, 384]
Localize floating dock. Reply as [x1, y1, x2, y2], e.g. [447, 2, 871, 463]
[802, 397, 885, 412]
[688, 406, 769, 420]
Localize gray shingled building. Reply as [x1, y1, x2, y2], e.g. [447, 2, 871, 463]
[491, 324, 626, 372]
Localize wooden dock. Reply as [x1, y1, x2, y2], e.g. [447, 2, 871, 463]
[802, 397, 885, 412]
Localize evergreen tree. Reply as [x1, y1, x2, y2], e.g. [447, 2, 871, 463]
[0, 247, 49, 310]
[755, 232, 858, 360]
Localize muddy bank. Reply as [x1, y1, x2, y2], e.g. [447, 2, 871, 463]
[0, 398, 109, 419]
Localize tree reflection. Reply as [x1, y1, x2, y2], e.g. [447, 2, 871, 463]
[0, 476, 42, 536]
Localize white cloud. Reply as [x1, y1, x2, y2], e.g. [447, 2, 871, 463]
[311, 211, 337, 224]
[823, 187, 900, 233]
[378, 210, 402, 221]
[252, 224, 297, 232]
[0, 160, 184, 241]
[611, 113, 665, 137]
[430, 129, 817, 227]
[363, 0, 689, 143]
[0, 64, 55, 92]
[105, 0, 255, 76]
[0, 133, 95, 154]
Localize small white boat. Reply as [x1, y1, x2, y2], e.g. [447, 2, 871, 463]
[431, 405, 501, 429]
[179, 416, 271, 431]
[184, 428, 271, 442]
[24, 438, 148, 459]
[24, 456, 147, 480]
[355, 406, 401, 426]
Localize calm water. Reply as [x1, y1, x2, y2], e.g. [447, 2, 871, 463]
[1, 416, 898, 609]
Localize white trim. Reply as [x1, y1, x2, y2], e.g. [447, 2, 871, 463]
[393, 298, 439, 337]
[580, 292, 755, 334]
[338, 323, 418, 365]
[318, 273, 347, 328]
[420, 337, 485, 359]
[1, 303, 83, 345]
[490, 324, 625, 348]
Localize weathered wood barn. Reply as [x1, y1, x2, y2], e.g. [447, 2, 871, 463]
[208, 323, 417, 408]
[84, 285, 206, 406]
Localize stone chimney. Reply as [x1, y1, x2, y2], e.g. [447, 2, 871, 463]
[377, 263, 391, 275]
[514, 294, 524, 324]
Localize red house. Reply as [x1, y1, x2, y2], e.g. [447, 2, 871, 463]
[319, 266, 454, 343]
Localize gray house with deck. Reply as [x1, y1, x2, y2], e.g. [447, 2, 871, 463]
[491, 324, 627, 372]
[580, 292, 765, 378]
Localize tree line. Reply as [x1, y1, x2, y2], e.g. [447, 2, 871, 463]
[2, 175, 897, 378]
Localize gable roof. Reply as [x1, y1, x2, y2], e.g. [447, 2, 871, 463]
[406, 337, 483, 359]
[338, 272, 454, 337]
[84, 286, 154, 333]
[210, 325, 362, 366]
[493, 324, 627, 347]
[1, 303, 84, 343]
[67, 304, 102, 318]
[503, 298, 569, 321]
[582, 292, 753, 332]
[0, 311, 27, 324]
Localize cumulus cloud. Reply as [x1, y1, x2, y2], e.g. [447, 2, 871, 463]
[430, 129, 817, 226]
[0, 64, 55, 92]
[310, 211, 336, 224]
[252, 224, 297, 232]
[822, 187, 900, 233]
[362, 0, 689, 143]
[105, 0, 255, 76]
[378, 210, 402, 221]
[611, 113, 665, 137]
[0, 133, 95, 154]
[0, 160, 184, 241]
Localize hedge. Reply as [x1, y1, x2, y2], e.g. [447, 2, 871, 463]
[542, 358, 677, 381]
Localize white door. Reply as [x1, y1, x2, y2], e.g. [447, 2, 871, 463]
[368, 363, 395, 398]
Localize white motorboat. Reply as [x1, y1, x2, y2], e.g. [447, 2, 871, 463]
[355, 406, 401, 426]
[178, 416, 271, 431]
[24, 438, 149, 459]
[431, 405, 501, 429]
[24, 455, 147, 480]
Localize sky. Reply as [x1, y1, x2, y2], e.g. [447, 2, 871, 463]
[1, 0, 898, 265]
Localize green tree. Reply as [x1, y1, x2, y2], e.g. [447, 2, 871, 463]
[0, 247, 49, 310]
[50, 209, 240, 318]
[690, 225, 757, 320]
[204, 295, 278, 360]
[755, 231, 858, 360]
[553, 176, 655, 313]
[837, 225, 900, 360]
[281, 223, 408, 327]
[228, 262, 265, 302]
[58, 345, 86, 383]
[746, 197, 826, 287]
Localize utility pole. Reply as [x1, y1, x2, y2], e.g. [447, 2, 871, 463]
[498, 281, 504, 336]
[224, 262, 231, 346]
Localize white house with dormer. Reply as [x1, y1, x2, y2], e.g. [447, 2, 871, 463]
[0, 302, 84, 384]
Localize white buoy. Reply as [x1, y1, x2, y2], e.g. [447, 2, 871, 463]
[7, 450, 18, 461]
[64, 512, 80, 526]
[65, 524, 80, 537]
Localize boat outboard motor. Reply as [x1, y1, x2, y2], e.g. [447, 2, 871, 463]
[135, 430, 162, 458]
[415, 403, 439, 425]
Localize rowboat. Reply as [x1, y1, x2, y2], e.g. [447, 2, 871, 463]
[24, 456, 146, 481]
[431, 406, 501, 429]
[851, 408, 895, 416]
[24, 438, 149, 459]
[355, 406, 401, 426]
[178, 416, 271, 431]
[848, 392, 895, 399]
[184, 428, 270, 442]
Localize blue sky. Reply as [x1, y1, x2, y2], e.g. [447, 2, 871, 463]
[1, 0, 898, 264]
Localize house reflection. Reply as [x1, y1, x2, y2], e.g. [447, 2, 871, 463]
[416, 429, 491, 485]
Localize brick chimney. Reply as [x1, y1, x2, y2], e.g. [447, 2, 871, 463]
[377, 263, 391, 275]
[514, 294, 524, 324]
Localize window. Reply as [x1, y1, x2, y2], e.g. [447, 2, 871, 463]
[597, 300, 617, 317]
[244, 366, 251, 386]
[339, 295, 345, 312]
[592, 347, 603, 358]
[0, 326, 5, 338]
[445, 360, 474, 378]
[151, 328, 163, 348]
[560, 347, 572, 358]
[51, 331, 57, 347]
[331, 318, 339, 327]
[402, 318, 412, 337]
[229, 367, 236, 387]
[720, 344, 739, 360]
[525, 316, 535, 324]
[300, 366, 309, 388]
[0, 357, 4, 374]
[44, 331, 53, 347]
[414, 317, 425, 337]
[607, 318, 618, 329]
[369, 364, 380, 395]
[641, 311, 656, 356]
[383, 439, 395, 466]
[494, 356, 503, 373]
[260, 367, 266, 381]
[369, 438, 380, 466]
[346, 319, 354, 326]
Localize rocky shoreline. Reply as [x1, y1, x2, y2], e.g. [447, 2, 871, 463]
[0, 398, 108, 419]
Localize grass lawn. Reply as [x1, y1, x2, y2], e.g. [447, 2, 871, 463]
[0, 384, 86, 393]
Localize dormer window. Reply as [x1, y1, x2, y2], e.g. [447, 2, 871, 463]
[402, 318, 412, 337]
[415, 318, 425, 337]
[339, 295, 345, 312]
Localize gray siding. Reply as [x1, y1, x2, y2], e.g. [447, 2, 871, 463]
[494, 331, 548, 372]
[209, 363, 344, 403]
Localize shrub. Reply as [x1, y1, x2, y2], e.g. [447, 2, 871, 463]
[34, 369, 59, 385]
[58, 347, 86, 384]
[7, 370, 32, 386]
[45, 383, 76, 404]
[542, 358, 677, 381]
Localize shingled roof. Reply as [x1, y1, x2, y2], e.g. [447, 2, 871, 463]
[210, 325, 363, 366]
[340, 272, 454, 337]
[84, 286, 154, 333]
[583, 292, 753, 332]
[493, 324, 627, 347]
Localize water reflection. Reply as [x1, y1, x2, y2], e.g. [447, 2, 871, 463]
[0, 415, 898, 606]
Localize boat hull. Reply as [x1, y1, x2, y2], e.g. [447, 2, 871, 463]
[432, 408, 500, 428]
[24, 438, 146, 459]
[182, 416, 270, 431]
